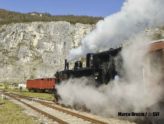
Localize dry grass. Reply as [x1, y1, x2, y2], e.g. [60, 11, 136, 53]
[5, 88, 54, 101]
[0, 98, 39, 124]
[0, 83, 4, 89]
[19, 91, 54, 101]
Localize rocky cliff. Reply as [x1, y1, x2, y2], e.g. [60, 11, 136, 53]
[0, 21, 94, 83]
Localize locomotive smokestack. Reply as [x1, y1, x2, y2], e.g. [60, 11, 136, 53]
[64, 59, 67, 70]
[86, 53, 93, 68]
[64, 59, 69, 70]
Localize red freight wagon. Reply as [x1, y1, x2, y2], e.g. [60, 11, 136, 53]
[26, 78, 56, 92]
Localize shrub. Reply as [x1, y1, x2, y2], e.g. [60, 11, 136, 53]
[0, 9, 102, 25]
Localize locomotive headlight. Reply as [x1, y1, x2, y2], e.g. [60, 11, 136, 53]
[94, 72, 99, 80]
[94, 72, 99, 76]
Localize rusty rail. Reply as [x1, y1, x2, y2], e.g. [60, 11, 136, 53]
[39, 101, 108, 124]
[5, 93, 68, 124]
[5, 92, 108, 124]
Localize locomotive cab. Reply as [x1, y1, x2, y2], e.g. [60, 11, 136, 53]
[91, 48, 121, 84]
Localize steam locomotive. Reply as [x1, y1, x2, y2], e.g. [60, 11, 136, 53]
[26, 40, 164, 94]
[55, 40, 164, 86]
[55, 47, 122, 85]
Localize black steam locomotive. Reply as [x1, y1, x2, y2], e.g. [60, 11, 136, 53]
[55, 47, 122, 85]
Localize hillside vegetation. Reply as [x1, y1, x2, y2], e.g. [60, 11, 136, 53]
[0, 9, 102, 25]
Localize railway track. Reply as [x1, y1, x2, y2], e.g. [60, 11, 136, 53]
[6, 93, 67, 124]
[3, 92, 110, 124]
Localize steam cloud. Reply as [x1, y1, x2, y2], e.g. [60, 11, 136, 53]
[57, 37, 163, 117]
[56, 0, 164, 120]
[69, 0, 164, 60]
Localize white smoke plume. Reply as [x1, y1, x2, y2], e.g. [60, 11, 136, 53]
[57, 0, 164, 121]
[69, 0, 164, 60]
[57, 36, 163, 118]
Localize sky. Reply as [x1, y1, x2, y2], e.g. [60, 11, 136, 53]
[0, 0, 124, 17]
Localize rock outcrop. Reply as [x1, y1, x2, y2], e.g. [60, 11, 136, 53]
[0, 21, 94, 83]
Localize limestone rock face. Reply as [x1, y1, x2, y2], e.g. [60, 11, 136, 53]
[0, 22, 94, 83]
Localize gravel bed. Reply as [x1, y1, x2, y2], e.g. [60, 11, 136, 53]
[23, 99, 91, 124]
[51, 103, 136, 124]
[3, 92, 137, 124]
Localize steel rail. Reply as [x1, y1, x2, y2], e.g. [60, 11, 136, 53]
[6, 92, 108, 124]
[5, 93, 68, 124]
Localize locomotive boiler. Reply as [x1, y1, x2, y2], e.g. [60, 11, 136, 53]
[55, 47, 122, 85]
